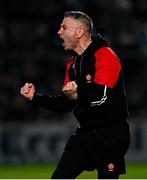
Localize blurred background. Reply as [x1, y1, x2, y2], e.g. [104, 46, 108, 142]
[0, 0, 147, 178]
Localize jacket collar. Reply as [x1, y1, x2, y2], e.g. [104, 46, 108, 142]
[84, 34, 109, 56]
[72, 34, 109, 57]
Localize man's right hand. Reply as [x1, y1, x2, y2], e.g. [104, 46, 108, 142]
[20, 83, 35, 101]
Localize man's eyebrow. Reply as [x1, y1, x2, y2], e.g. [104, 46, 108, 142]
[61, 24, 66, 28]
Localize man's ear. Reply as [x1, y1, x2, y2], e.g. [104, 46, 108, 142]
[77, 28, 85, 39]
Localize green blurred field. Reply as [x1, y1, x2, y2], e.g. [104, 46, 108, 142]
[0, 163, 147, 179]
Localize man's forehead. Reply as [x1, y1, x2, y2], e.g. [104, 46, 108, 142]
[62, 17, 75, 24]
[61, 17, 82, 26]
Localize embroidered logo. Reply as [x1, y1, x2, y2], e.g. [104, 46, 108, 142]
[107, 163, 115, 172]
[86, 74, 92, 83]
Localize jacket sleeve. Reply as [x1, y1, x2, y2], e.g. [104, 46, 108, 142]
[78, 83, 112, 107]
[78, 47, 121, 107]
[32, 92, 76, 112]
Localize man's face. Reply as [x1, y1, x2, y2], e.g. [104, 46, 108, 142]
[58, 17, 82, 50]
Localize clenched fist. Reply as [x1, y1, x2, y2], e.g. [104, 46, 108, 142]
[20, 83, 35, 101]
[62, 81, 78, 100]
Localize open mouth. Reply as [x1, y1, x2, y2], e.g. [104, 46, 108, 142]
[61, 39, 66, 47]
[59, 37, 65, 46]
[62, 41, 66, 47]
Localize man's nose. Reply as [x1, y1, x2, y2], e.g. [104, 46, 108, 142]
[57, 28, 63, 36]
[57, 29, 61, 36]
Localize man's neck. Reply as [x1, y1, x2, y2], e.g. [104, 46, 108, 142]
[74, 36, 92, 55]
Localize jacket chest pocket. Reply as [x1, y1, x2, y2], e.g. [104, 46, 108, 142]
[81, 59, 95, 84]
[68, 57, 95, 84]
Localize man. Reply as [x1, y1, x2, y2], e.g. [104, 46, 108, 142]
[20, 11, 130, 179]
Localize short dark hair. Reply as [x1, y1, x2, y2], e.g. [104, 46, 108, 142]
[64, 11, 93, 34]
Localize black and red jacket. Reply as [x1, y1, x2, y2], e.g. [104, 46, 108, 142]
[32, 34, 128, 129]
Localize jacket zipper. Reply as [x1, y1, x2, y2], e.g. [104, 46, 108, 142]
[73, 55, 83, 79]
[80, 55, 83, 76]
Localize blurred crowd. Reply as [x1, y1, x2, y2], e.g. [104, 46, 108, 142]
[0, 0, 147, 122]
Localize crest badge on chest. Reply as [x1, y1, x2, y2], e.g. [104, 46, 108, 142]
[86, 73, 92, 83]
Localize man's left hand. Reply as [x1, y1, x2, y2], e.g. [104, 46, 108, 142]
[62, 81, 78, 100]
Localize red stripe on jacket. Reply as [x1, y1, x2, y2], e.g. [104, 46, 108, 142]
[63, 58, 74, 86]
[94, 47, 121, 88]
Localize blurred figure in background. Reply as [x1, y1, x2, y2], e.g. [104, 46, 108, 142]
[20, 11, 130, 179]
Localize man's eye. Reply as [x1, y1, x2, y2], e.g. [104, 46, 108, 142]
[62, 26, 67, 30]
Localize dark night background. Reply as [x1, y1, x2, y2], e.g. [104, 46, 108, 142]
[0, 0, 146, 123]
[0, 1, 147, 175]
